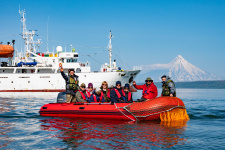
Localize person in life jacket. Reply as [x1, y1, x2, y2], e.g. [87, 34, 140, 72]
[96, 81, 111, 103]
[110, 81, 125, 103]
[161, 75, 176, 97]
[61, 67, 79, 103]
[133, 77, 158, 101]
[86, 83, 98, 103]
[124, 83, 133, 103]
[75, 83, 88, 102]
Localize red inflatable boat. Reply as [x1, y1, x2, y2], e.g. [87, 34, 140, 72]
[39, 97, 189, 121]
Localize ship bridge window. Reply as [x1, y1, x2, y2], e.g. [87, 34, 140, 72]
[76, 68, 81, 73]
[67, 58, 77, 63]
[22, 69, 27, 73]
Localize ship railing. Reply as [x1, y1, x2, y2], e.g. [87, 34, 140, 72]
[0, 66, 59, 74]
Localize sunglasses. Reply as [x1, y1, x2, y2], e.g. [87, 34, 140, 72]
[145, 80, 152, 82]
[81, 86, 86, 88]
[102, 84, 107, 86]
[116, 84, 121, 86]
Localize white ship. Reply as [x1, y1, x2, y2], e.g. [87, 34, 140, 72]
[0, 9, 140, 92]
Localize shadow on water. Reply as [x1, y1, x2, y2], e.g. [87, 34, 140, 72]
[40, 118, 188, 149]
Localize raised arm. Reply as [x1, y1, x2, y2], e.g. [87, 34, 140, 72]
[133, 81, 144, 90]
[61, 71, 69, 82]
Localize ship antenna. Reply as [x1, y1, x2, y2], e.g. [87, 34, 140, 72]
[19, 9, 27, 56]
[108, 30, 113, 68]
[47, 16, 49, 52]
[19, 9, 42, 59]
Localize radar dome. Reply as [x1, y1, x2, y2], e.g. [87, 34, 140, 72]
[56, 46, 62, 53]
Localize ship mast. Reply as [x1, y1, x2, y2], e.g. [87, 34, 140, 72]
[19, 9, 42, 58]
[108, 30, 113, 68]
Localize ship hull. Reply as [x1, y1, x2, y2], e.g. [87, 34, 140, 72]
[0, 70, 140, 92]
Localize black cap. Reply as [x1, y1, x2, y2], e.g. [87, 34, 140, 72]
[161, 75, 167, 79]
[68, 69, 75, 72]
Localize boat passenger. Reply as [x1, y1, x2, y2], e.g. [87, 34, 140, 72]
[61, 67, 79, 103]
[161, 75, 176, 97]
[124, 83, 133, 103]
[110, 81, 125, 103]
[96, 81, 111, 102]
[133, 77, 158, 101]
[86, 83, 97, 102]
[75, 83, 88, 102]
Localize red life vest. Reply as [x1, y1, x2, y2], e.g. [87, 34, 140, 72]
[114, 89, 125, 98]
[78, 90, 87, 100]
[115, 89, 132, 101]
[127, 92, 132, 101]
[100, 89, 111, 102]
[86, 91, 97, 102]
[122, 90, 132, 101]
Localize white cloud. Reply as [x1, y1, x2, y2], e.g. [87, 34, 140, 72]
[141, 64, 170, 70]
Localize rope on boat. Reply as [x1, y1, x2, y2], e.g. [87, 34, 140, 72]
[115, 103, 136, 121]
[121, 97, 190, 121]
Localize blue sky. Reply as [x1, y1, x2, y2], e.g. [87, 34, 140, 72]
[1, 0, 225, 76]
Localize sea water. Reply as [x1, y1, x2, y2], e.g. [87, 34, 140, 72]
[0, 89, 225, 149]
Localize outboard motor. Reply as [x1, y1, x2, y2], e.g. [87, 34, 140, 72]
[57, 92, 67, 103]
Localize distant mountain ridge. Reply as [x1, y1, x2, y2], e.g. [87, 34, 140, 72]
[135, 55, 222, 82]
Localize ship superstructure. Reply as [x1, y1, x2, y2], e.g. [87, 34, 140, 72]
[0, 9, 140, 92]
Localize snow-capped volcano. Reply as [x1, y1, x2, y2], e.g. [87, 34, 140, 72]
[135, 55, 221, 82]
[167, 55, 217, 81]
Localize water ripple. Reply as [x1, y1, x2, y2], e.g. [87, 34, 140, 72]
[0, 90, 225, 149]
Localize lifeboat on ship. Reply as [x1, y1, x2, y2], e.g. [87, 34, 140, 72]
[39, 96, 189, 122]
[0, 44, 14, 58]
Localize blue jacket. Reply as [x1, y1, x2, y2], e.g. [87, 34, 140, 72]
[86, 90, 98, 103]
[61, 71, 79, 95]
[110, 88, 125, 103]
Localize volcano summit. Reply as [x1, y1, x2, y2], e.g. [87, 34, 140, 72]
[135, 55, 221, 82]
